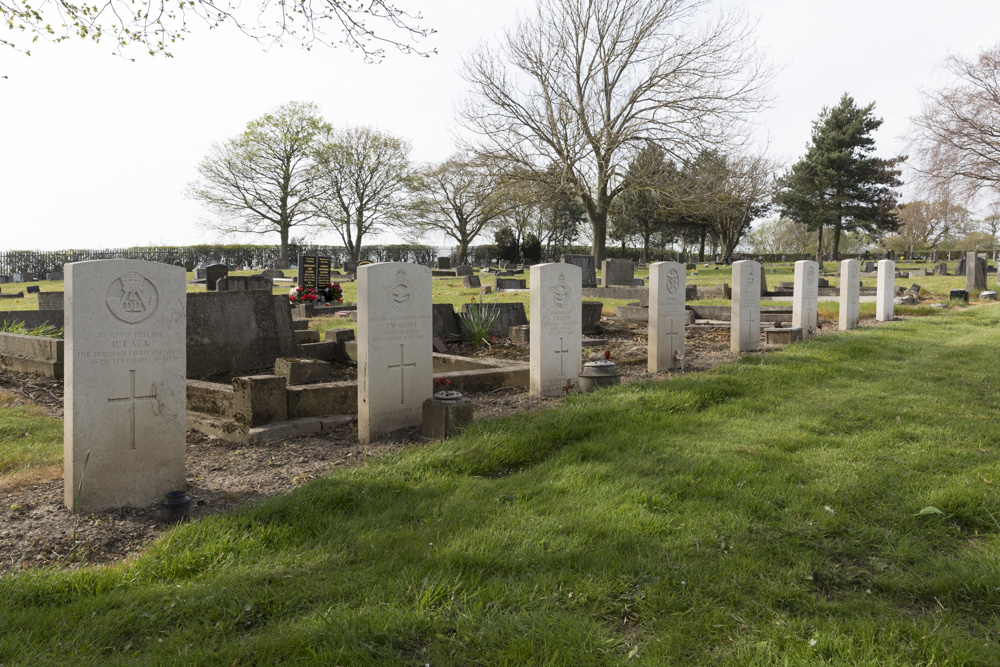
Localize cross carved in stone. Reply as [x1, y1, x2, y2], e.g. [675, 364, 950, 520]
[554, 337, 570, 375]
[107, 369, 159, 451]
[387, 342, 417, 404]
[744, 309, 759, 344]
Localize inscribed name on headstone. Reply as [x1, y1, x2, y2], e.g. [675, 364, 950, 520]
[317, 256, 332, 287]
[839, 259, 860, 331]
[530, 263, 582, 396]
[648, 261, 686, 372]
[205, 264, 228, 291]
[560, 254, 598, 288]
[64, 260, 186, 511]
[297, 254, 317, 289]
[601, 259, 634, 287]
[792, 260, 819, 337]
[731, 260, 761, 353]
[876, 259, 895, 322]
[357, 263, 432, 443]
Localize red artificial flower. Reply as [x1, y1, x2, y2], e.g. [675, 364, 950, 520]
[604, 349, 612, 361]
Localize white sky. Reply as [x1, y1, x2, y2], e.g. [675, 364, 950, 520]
[2, 0, 998, 251]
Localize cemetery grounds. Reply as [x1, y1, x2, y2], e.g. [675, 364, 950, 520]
[2, 261, 1000, 663]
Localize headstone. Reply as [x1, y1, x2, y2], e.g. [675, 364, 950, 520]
[432, 303, 463, 340]
[839, 259, 860, 331]
[530, 263, 582, 397]
[886, 250, 896, 261]
[933, 263, 948, 276]
[792, 260, 818, 337]
[317, 256, 332, 288]
[205, 264, 228, 291]
[956, 256, 967, 276]
[462, 275, 482, 289]
[601, 259, 633, 287]
[560, 254, 598, 288]
[194, 267, 207, 281]
[864, 261, 876, 273]
[261, 268, 285, 279]
[966, 251, 987, 291]
[297, 254, 318, 289]
[930, 250, 939, 263]
[455, 265, 474, 277]
[495, 278, 527, 290]
[436, 257, 452, 270]
[357, 263, 432, 444]
[876, 259, 895, 322]
[582, 301, 603, 334]
[950, 289, 970, 303]
[37, 291, 64, 310]
[46, 272, 65, 281]
[216, 276, 273, 292]
[731, 260, 760, 353]
[648, 261, 686, 372]
[64, 260, 186, 511]
[12, 272, 33, 282]
[183, 261, 194, 272]
[981, 290, 998, 301]
[26, 285, 40, 294]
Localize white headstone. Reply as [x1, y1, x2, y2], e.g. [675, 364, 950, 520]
[792, 260, 819, 337]
[839, 259, 860, 331]
[648, 261, 686, 372]
[731, 260, 760, 353]
[876, 259, 895, 322]
[357, 263, 432, 443]
[64, 260, 186, 512]
[530, 263, 582, 396]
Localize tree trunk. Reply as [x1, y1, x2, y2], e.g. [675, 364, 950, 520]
[831, 220, 842, 261]
[588, 207, 608, 266]
[279, 225, 290, 263]
[698, 227, 707, 262]
[816, 225, 824, 267]
[456, 240, 470, 264]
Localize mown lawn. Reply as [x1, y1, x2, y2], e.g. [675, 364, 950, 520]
[2, 305, 1000, 664]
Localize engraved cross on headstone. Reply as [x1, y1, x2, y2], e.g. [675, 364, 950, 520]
[387, 342, 417, 404]
[554, 337, 570, 375]
[107, 369, 159, 451]
[663, 313, 682, 350]
[743, 307, 758, 344]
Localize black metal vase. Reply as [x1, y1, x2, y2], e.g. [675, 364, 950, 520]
[160, 490, 192, 524]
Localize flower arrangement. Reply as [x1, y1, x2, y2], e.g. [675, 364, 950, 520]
[322, 282, 344, 303]
[288, 285, 318, 304]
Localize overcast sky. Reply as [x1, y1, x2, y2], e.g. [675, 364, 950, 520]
[2, 0, 998, 251]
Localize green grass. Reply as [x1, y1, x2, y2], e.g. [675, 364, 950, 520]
[0, 391, 62, 478]
[4, 306, 1000, 663]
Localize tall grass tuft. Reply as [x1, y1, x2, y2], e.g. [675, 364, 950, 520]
[0, 320, 63, 338]
[458, 304, 500, 347]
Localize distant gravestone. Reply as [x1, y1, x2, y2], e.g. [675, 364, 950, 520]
[26, 285, 40, 294]
[876, 259, 895, 322]
[864, 261, 876, 273]
[13, 272, 33, 282]
[530, 263, 582, 396]
[792, 260, 818, 337]
[601, 259, 633, 286]
[495, 278, 527, 290]
[183, 261, 194, 272]
[461, 275, 481, 289]
[317, 256, 332, 288]
[839, 259, 860, 331]
[731, 260, 760, 353]
[261, 268, 285, 279]
[432, 303, 463, 340]
[436, 257, 452, 270]
[204, 264, 228, 291]
[956, 256, 967, 276]
[297, 254, 318, 288]
[455, 265, 474, 277]
[357, 263, 432, 444]
[64, 260, 186, 511]
[966, 251, 987, 291]
[560, 254, 598, 288]
[934, 262, 948, 276]
[929, 250, 939, 263]
[648, 261, 686, 373]
[46, 272, 65, 281]
[216, 275, 273, 292]
[37, 291, 64, 310]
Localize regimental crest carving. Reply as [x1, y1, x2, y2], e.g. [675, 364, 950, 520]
[551, 272, 570, 309]
[106, 271, 158, 324]
[745, 266, 755, 287]
[665, 268, 680, 294]
[807, 265, 816, 286]
[383, 270, 412, 311]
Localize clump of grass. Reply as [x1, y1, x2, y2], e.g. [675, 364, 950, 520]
[0, 320, 63, 338]
[457, 304, 500, 347]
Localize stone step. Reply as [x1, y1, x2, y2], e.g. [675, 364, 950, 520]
[297, 341, 339, 362]
[291, 319, 309, 331]
[294, 329, 320, 344]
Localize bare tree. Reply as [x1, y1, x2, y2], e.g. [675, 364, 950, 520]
[911, 45, 1000, 205]
[188, 101, 328, 264]
[406, 155, 508, 263]
[314, 126, 412, 263]
[2, 0, 434, 60]
[893, 197, 971, 251]
[460, 0, 771, 265]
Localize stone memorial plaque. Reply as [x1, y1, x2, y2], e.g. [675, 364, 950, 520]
[731, 260, 760, 352]
[648, 261, 686, 372]
[436, 257, 452, 270]
[601, 259, 633, 286]
[317, 256, 332, 287]
[37, 291, 64, 310]
[560, 254, 598, 288]
[839, 259, 860, 331]
[297, 254, 317, 289]
[876, 259, 895, 322]
[357, 263, 432, 443]
[461, 275, 481, 289]
[205, 263, 228, 291]
[792, 260, 819, 337]
[530, 263, 582, 396]
[455, 266, 474, 277]
[64, 260, 186, 511]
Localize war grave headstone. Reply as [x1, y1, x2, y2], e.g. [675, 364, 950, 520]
[560, 254, 598, 288]
[64, 260, 186, 511]
[601, 259, 633, 287]
[205, 263, 228, 291]
[648, 261, 686, 373]
[530, 263, 582, 397]
[839, 259, 860, 331]
[876, 259, 895, 322]
[462, 275, 481, 289]
[792, 260, 819, 337]
[357, 263, 432, 444]
[731, 260, 761, 353]
[966, 251, 987, 291]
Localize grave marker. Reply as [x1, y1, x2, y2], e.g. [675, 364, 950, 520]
[204, 263, 228, 291]
[357, 263, 432, 443]
[792, 260, 818, 337]
[530, 263, 582, 396]
[648, 261, 686, 372]
[560, 254, 598, 288]
[317, 256, 332, 287]
[297, 254, 318, 288]
[876, 259, 895, 322]
[839, 259, 860, 331]
[731, 260, 760, 352]
[64, 260, 186, 511]
[601, 259, 634, 286]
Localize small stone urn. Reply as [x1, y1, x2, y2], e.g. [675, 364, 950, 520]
[422, 390, 474, 440]
[578, 360, 621, 393]
[160, 490, 191, 524]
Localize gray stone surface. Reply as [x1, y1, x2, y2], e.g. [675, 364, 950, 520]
[582, 301, 603, 334]
[274, 357, 331, 385]
[37, 291, 64, 310]
[495, 278, 527, 290]
[357, 263, 433, 444]
[601, 259, 633, 286]
[648, 261, 686, 372]
[877, 260, 895, 322]
[216, 275, 274, 292]
[839, 259, 860, 331]
[261, 268, 285, 279]
[186, 292, 297, 378]
[432, 303, 463, 340]
[205, 264, 228, 291]
[436, 257, 452, 270]
[455, 265, 473, 277]
[530, 263, 582, 397]
[966, 252, 987, 291]
[792, 260, 818, 337]
[461, 275, 481, 289]
[731, 260, 761, 352]
[560, 254, 598, 288]
[64, 259, 186, 512]
[459, 302, 528, 337]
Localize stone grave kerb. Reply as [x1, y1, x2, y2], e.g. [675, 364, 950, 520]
[792, 260, 819, 337]
[648, 261, 686, 373]
[530, 263, 583, 397]
[839, 259, 860, 331]
[64, 260, 187, 512]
